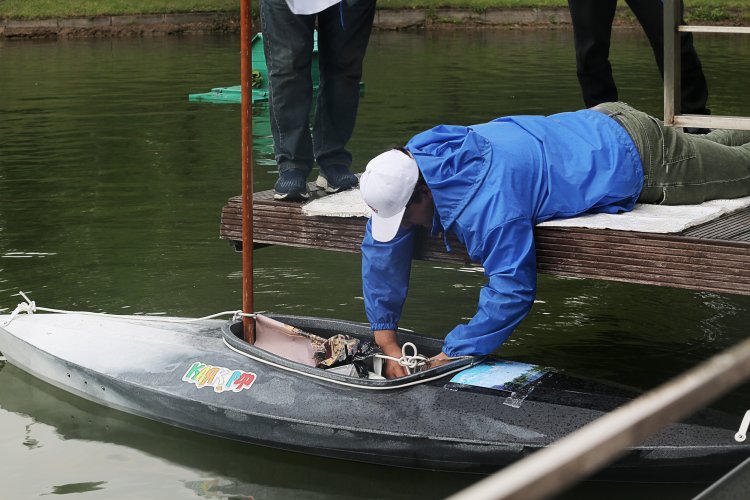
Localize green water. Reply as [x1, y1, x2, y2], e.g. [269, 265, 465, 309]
[1, 30, 749, 498]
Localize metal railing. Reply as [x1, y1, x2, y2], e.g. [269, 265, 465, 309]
[446, 335, 750, 500]
[664, 0, 750, 130]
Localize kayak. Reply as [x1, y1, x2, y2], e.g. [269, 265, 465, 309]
[0, 311, 745, 481]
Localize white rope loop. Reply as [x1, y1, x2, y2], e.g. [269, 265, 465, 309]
[374, 342, 476, 375]
[0, 291, 258, 327]
[374, 341, 430, 375]
[1, 291, 37, 327]
[398, 342, 430, 371]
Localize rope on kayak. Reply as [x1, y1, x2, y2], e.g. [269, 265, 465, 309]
[371, 342, 474, 376]
[374, 342, 430, 374]
[0, 291, 258, 328]
[736, 410, 750, 442]
[2, 292, 478, 388]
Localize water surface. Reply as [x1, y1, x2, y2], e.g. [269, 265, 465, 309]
[1, 29, 749, 499]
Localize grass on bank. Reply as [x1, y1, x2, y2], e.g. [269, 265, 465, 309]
[0, 1, 238, 19]
[0, 0, 747, 20]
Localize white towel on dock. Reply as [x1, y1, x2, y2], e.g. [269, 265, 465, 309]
[537, 196, 750, 233]
[303, 189, 373, 218]
[302, 190, 750, 234]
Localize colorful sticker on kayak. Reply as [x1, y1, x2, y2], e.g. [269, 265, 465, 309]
[182, 361, 257, 393]
[450, 359, 547, 392]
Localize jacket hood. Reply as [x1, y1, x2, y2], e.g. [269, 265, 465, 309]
[406, 125, 492, 231]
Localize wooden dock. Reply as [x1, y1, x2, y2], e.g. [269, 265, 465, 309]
[220, 185, 750, 296]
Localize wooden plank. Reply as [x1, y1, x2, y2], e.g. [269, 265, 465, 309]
[537, 249, 750, 279]
[537, 256, 750, 286]
[684, 209, 750, 240]
[678, 26, 750, 34]
[673, 115, 750, 131]
[219, 192, 750, 295]
[538, 267, 746, 296]
[534, 237, 750, 270]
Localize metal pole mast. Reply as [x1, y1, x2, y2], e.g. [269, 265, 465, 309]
[663, 0, 681, 127]
[240, 0, 255, 343]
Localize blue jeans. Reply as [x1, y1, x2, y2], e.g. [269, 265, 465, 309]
[594, 102, 750, 205]
[260, 0, 376, 175]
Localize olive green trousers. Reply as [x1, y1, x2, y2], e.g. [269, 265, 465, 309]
[593, 102, 750, 205]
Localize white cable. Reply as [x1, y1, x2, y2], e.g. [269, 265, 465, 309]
[736, 410, 750, 442]
[0, 291, 257, 327]
[1, 292, 476, 388]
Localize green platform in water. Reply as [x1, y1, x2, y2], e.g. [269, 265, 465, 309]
[189, 33, 288, 104]
[188, 32, 361, 105]
[189, 84, 270, 104]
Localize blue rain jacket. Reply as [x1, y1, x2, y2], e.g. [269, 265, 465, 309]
[362, 110, 643, 356]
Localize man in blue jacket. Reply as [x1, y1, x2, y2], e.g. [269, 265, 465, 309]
[360, 102, 750, 378]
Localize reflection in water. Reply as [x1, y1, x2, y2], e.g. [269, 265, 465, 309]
[0, 364, 474, 499]
[22, 423, 41, 450]
[0, 30, 749, 499]
[694, 292, 744, 344]
[252, 104, 276, 167]
[183, 479, 254, 500]
[1, 252, 57, 258]
[50, 482, 107, 495]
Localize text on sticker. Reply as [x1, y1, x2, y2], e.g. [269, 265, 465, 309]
[182, 361, 257, 393]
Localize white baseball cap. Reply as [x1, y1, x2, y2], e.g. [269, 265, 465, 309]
[359, 149, 419, 243]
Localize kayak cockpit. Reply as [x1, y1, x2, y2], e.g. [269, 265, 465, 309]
[221, 314, 481, 389]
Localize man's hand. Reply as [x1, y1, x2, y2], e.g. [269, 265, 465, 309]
[428, 351, 452, 369]
[374, 329, 409, 379]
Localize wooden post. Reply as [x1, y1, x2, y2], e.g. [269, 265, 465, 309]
[240, 0, 255, 343]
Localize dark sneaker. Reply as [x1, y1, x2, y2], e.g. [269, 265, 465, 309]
[684, 127, 710, 135]
[274, 168, 310, 201]
[316, 165, 358, 194]
[684, 108, 711, 135]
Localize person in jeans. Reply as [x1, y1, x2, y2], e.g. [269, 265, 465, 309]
[359, 102, 750, 378]
[567, 0, 710, 123]
[260, 0, 376, 200]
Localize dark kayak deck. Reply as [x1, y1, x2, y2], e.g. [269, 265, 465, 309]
[219, 184, 750, 296]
